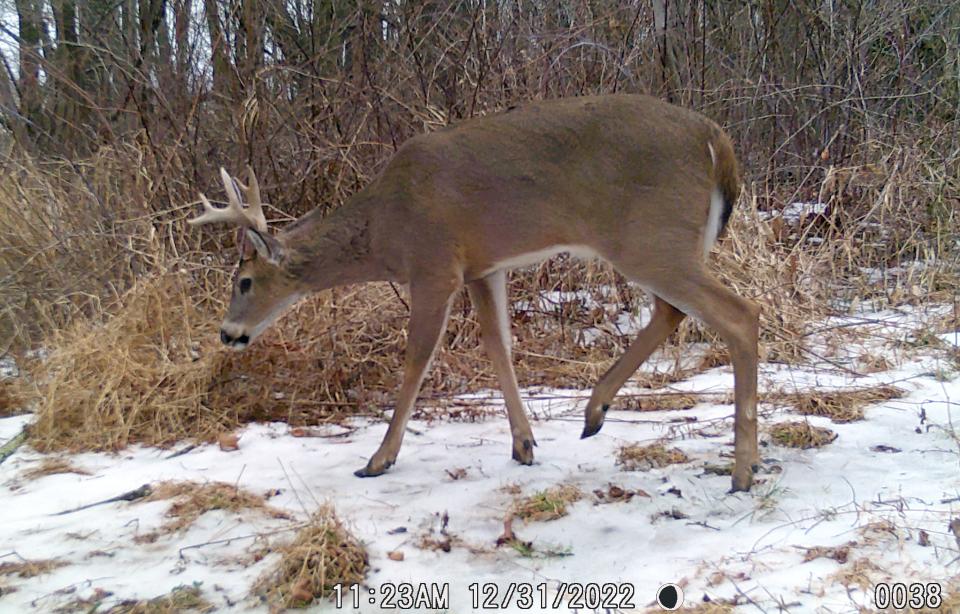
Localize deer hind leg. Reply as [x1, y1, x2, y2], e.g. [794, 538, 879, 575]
[647, 267, 760, 492]
[467, 270, 536, 465]
[355, 277, 457, 478]
[581, 296, 685, 438]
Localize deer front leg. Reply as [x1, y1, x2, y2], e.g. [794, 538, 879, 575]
[355, 278, 456, 478]
[467, 270, 536, 465]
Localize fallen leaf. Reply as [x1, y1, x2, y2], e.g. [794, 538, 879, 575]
[218, 433, 240, 451]
[387, 551, 404, 561]
[445, 468, 467, 480]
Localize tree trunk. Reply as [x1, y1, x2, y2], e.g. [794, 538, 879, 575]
[204, 0, 238, 99]
[14, 0, 45, 136]
[652, 0, 681, 102]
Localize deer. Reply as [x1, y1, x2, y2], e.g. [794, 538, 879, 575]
[188, 94, 760, 492]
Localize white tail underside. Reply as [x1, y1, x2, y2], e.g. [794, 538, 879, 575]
[703, 186, 724, 258]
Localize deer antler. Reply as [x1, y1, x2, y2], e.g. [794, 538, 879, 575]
[188, 166, 268, 232]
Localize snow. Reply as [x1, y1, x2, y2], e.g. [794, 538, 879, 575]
[759, 201, 828, 224]
[1, 315, 958, 612]
[0, 357, 17, 379]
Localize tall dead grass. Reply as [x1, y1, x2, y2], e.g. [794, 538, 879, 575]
[0, 147, 173, 353]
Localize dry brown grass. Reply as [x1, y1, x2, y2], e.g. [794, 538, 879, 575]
[0, 379, 26, 417]
[830, 557, 885, 590]
[21, 457, 91, 480]
[13, 257, 655, 452]
[617, 443, 690, 471]
[253, 505, 368, 608]
[512, 485, 583, 522]
[0, 149, 166, 353]
[0, 557, 67, 578]
[94, 585, 214, 614]
[20, 273, 224, 452]
[769, 421, 838, 449]
[800, 542, 854, 564]
[134, 481, 291, 542]
[621, 393, 724, 412]
[767, 385, 906, 423]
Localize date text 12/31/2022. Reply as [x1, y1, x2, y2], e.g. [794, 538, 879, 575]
[330, 581, 947, 610]
[332, 582, 639, 610]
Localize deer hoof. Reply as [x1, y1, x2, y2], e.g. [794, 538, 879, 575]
[512, 438, 536, 465]
[354, 459, 393, 478]
[580, 403, 609, 439]
[729, 469, 753, 493]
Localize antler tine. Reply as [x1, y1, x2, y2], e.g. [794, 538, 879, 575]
[187, 191, 251, 227]
[220, 167, 245, 211]
[221, 166, 267, 231]
[239, 165, 267, 231]
[186, 168, 267, 230]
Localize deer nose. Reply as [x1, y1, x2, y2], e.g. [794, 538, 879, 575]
[220, 329, 251, 346]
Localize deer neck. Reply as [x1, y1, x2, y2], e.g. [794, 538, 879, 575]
[284, 195, 396, 291]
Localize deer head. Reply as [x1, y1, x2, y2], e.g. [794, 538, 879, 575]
[188, 167, 301, 349]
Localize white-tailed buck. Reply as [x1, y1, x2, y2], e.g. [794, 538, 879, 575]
[189, 95, 760, 491]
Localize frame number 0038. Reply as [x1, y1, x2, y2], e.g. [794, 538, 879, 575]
[874, 583, 941, 609]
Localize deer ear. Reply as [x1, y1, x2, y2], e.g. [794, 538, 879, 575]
[244, 228, 285, 266]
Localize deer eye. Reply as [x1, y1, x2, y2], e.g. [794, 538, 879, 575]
[239, 278, 252, 294]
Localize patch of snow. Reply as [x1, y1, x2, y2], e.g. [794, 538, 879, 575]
[939, 332, 959, 348]
[1, 313, 959, 612]
[760, 202, 828, 224]
[0, 356, 18, 378]
[0, 414, 31, 448]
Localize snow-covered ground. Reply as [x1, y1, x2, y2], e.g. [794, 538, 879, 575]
[1, 307, 958, 613]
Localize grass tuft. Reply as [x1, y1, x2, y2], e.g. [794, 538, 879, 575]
[768, 385, 905, 423]
[0, 557, 67, 578]
[769, 421, 837, 449]
[253, 505, 368, 608]
[512, 485, 583, 522]
[21, 458, 91, 480]
[95, 585, 214, 614]
[616, 443, 690, 471]
[135, 481, 291, 541]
